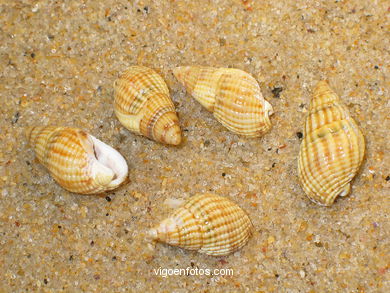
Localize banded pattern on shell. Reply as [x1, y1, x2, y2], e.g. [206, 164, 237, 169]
[149, 193, 253, 256]
[26, 126, 129, 194]
[114, 66, 181, 145]
[298, 81, 365, 206]
[173, 66, 273, 137]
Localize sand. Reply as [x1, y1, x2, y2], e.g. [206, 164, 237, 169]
[0, 0, 389, 292]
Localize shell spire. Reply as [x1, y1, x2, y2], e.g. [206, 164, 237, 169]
[297, 81, 365, 206]
[173, 66, 273, 137]
[114, 66, 182, 145]
[26, 126, 129, 194]
[149, 193, 253, 256]
[309, 81, 341, 112]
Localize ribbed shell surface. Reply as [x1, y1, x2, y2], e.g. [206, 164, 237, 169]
[173, 66, 273, 137]
[151, 193, 253, 256]
[114, 66, 181, 145]
[27, 126, 123, 194]
[298, 81, 365, 206]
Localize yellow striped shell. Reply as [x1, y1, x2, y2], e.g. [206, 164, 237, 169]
[26, 126, 129, 194]
[114, 66, 182, 145]
[149, 193, 253, 256]
[173, 66, 273, 137]
[298, 81, 365, 206]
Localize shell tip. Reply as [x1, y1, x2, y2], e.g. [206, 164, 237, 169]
[316, 80, 329, 87]
[148, 218, 177, 243]
[24, 126, 38, 143]
[164, 124, 182, 146]
[311, 80, 338, 109]
[172, 66, 190, 81]
[172, 66, 180, 76]
[24, 126, 34, 139]
[314, 80, 332, 94]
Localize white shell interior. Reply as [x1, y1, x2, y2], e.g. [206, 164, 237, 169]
[90, 135, 129, 187]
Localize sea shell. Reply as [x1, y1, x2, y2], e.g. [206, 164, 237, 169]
[297, 81, 365, 206]
[173, 66, 273, 137]
[149, 193, 253, 256]
[114, 66, 182, 145]
[26, 126, 129, 194]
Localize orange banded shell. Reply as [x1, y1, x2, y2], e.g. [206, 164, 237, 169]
[26, 126, 129, 194]
[114, 66, 181, 145]
[173, 66, 273, 137]
[298, 81, 365, 206]
[149, 193, 253, 256]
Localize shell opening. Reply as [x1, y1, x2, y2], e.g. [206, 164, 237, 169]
[264, 100, 274, 116]
[90, 136, 128, 187]
[338, 183, 351, 197]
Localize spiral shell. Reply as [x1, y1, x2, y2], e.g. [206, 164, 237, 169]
[114, 66, 182, 145]
[298, 81, 365, 206]
[173, 66, 273, 137]
[26, 126, 129, 194]
[149, 193, 253, 256]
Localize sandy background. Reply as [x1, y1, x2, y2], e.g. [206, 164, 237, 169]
[0, 0, 389, 292]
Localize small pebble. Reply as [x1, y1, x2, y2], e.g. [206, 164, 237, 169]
[299, 270, 306, 278]
[271, 87, 283, 98]
[12, 112, 20, 124]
